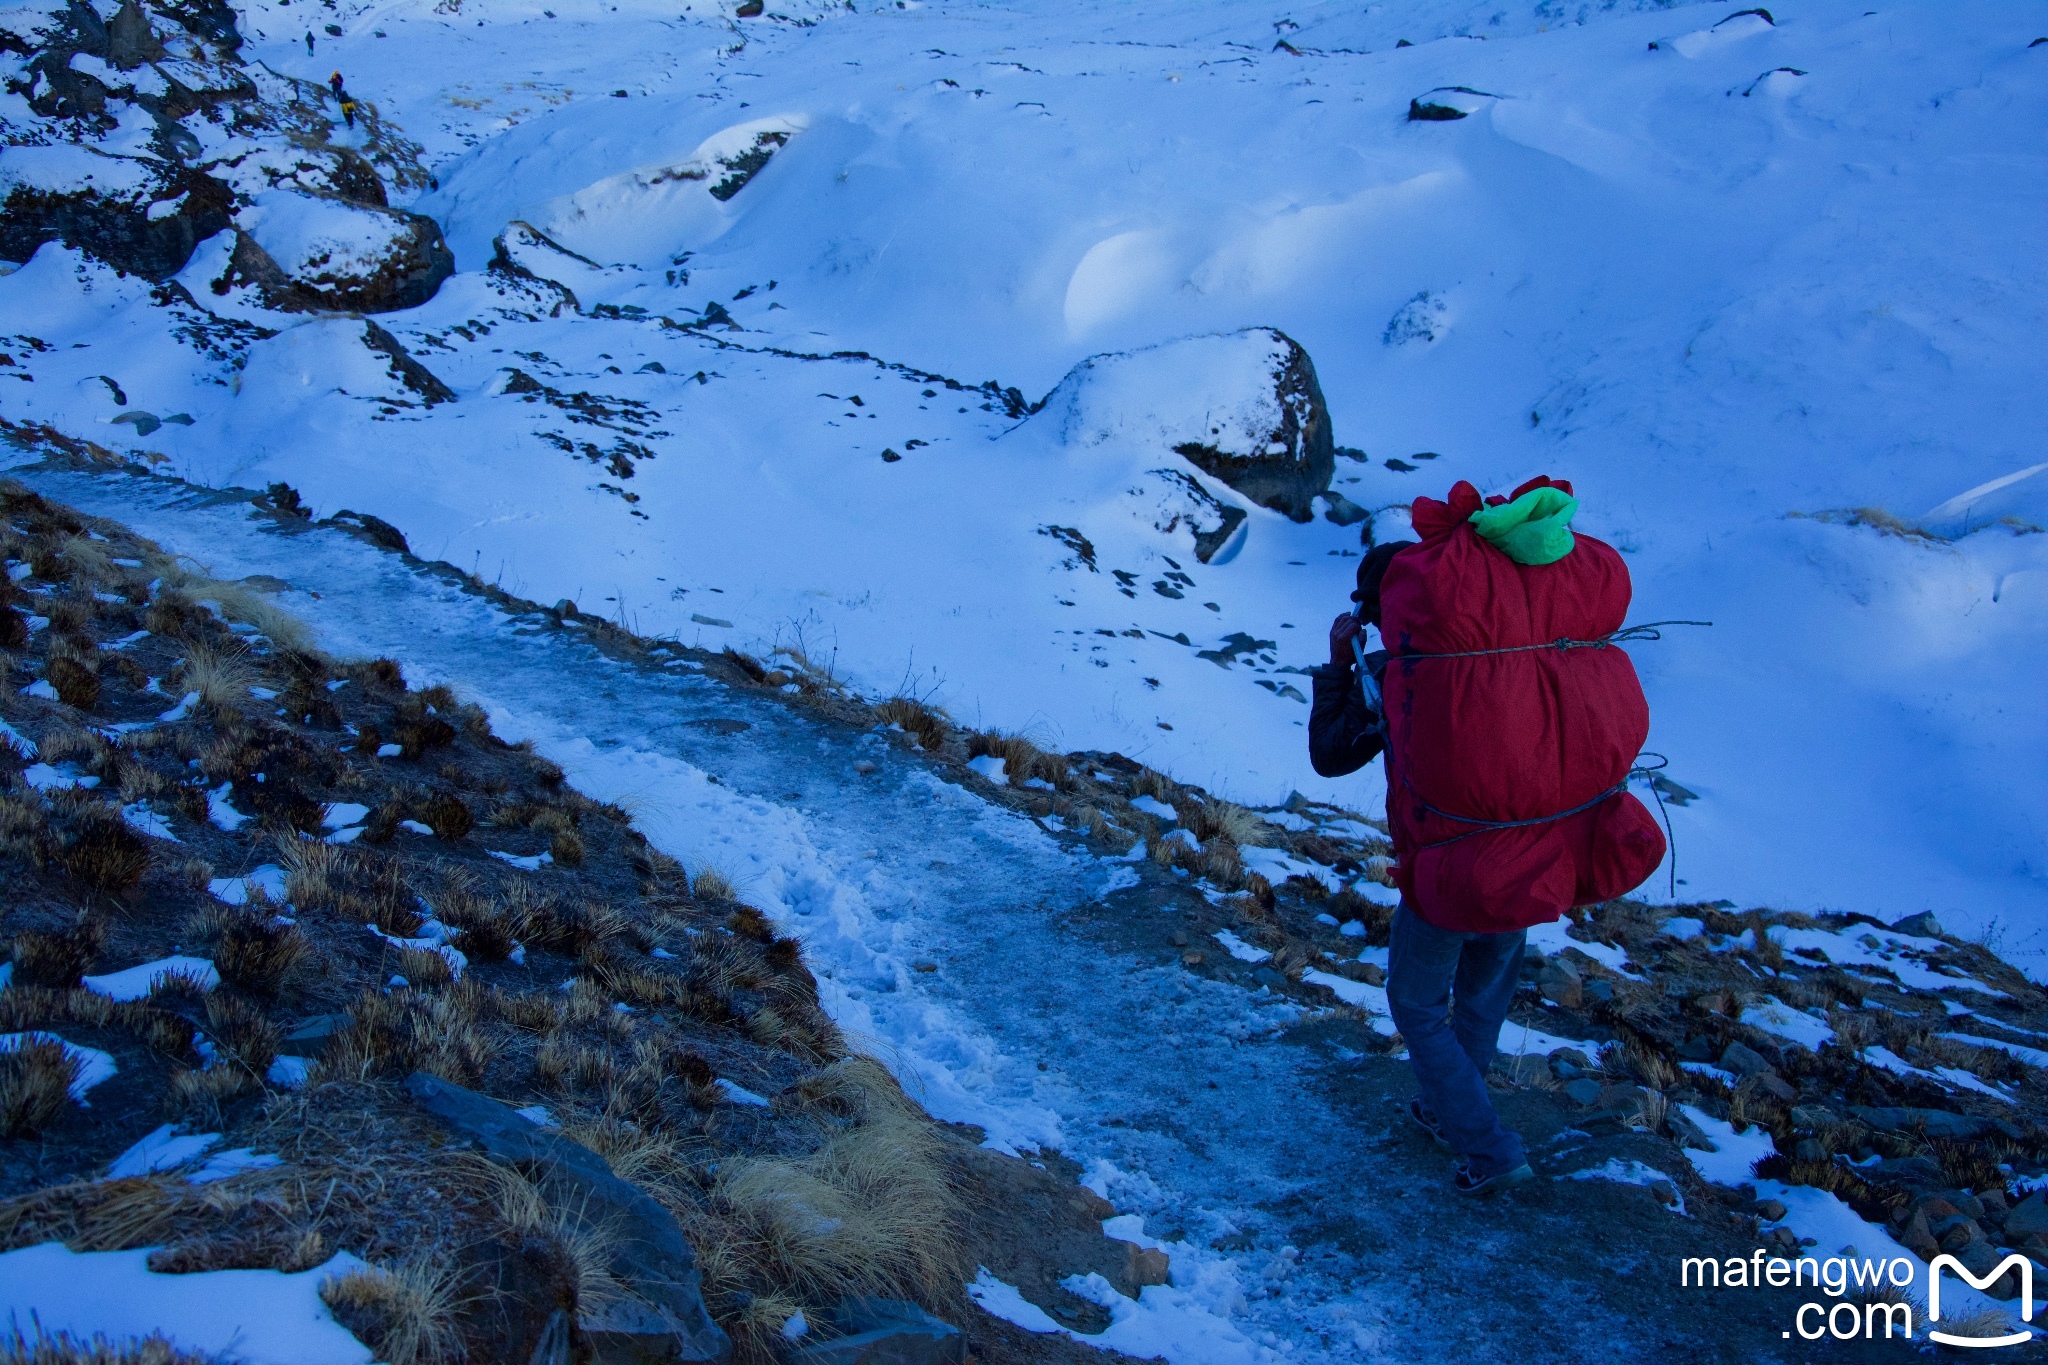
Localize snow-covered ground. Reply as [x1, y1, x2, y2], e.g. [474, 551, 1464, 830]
[6, 0, 2044, 964]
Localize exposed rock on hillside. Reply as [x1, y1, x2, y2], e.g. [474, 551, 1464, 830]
[1038, 327, 1336, 523]
[1, 0, 447, 310]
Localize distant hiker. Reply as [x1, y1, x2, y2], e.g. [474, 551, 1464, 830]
[327, 72, 359, 128]
[1309, 476, 1664, 1195]
[305, 30, 314, 54]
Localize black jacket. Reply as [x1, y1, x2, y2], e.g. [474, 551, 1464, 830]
[1308, 651, 1388, 778]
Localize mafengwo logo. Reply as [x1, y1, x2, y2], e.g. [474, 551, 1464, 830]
[1681, 1250, 2036, 1345]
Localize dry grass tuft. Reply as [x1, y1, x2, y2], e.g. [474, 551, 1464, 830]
[467, 1160, 624, 1312]
[202, 992, 281, 1079]
[395, 947, 455, 990]
[967, 731, 1067, 789]
[9, 921, 104, 990]
[1131, 767, 1177, 802]
[201, 902, 309, 1000]
[0, 1037, 81, 1137]
[1617, 1039, 1680, 1093]
[692, 865, 738, 903]
[415, 792, 473, 842]
[45, 654, 100, 710]
[163, 569, 313, 653]
[701, 1106, 960, 1306]
[318, 1257, 470, 1365]
[872, 697, 949, 753]
[0, 1325, 215, 1364]
[61, 806, 151, 894]
[1789, 507, 1945, 545]
[176, 646, 257, 710]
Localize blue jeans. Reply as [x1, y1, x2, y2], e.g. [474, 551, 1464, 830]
[1386, 903, 1528, 1177]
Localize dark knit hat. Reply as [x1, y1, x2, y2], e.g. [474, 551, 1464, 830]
[1350, 539, 1417, 624]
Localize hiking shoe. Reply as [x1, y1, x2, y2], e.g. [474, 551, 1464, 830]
[1408, 1098, 1449, 1148]
[1454, 1160, 1535, 1196]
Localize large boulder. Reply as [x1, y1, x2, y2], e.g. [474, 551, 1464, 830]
[225, 190, 454, 312]
[1038, 327, 1336, 522]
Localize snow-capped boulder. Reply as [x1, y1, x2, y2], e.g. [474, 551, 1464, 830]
[1038, 327, 1337, 523]
[225, 191, 454, 313]
[1650, 8, 1775, 58]
[533, 113, 808, 265]
[1407, 87, 1497, 121]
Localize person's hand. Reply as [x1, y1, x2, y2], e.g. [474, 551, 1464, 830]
[1329, 612, 1361, 668]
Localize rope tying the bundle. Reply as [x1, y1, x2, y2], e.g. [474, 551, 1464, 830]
[1405, 754, 1683, 899]
[1389, 618, 1713, 662]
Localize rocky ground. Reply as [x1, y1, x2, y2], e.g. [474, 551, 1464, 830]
[0, 476, 1174, 1364]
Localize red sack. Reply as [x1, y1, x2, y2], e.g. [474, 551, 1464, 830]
[1379, 478, 1666, 933]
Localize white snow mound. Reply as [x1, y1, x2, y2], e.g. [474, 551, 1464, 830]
[1042, 329, 1298, 463]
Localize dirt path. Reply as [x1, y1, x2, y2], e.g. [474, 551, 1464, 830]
[9, 459, 1913, 1364]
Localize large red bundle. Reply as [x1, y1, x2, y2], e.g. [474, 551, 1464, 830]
[1379, 478, 1666, 932]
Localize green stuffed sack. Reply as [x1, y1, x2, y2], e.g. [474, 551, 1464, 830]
[1468, 485, 1579, 565]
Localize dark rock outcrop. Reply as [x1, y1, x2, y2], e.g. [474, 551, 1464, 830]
[1167, 330, 1334, 523]
[363, 321, 456, 405]
[0, 167, 235, 282]
[403, 1071, 731, 1363]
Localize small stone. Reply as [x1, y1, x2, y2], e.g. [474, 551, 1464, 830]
[1584, 979, 1614, 1004]
[1596, 1083, 1649, 1114]
[1667, 1108, 1716, 1152]
[1933, 1217, 1980, 1252]
[1788, 1105, 1835, 1130]
[789, 1297, 965, 1365]
[1754, 1072, 1798, 1102]
[1958, 1241, 2026, 1300]
[1891, 911, 1944, 939]
[1170, 931, 1189, 947]
[911, 961, 938, 974]
[1563, 1078, 1602, 1106]
[2005, 1191, 2048, 1238]
[1123, 1242, 1171, 1287]
[1719, 1041, 1775, 1077]
[1181, 950, 1205, 967]
[1794, 1138, 1826, 1163]
[1649, 1180, 1679, 1207]
[853, 760, 876, 775]
[1548, 1047, 1592, 1072]
[1756, 1199, 1788, 1222]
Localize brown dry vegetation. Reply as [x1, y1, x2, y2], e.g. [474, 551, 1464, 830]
[0, 484, 976, 1362]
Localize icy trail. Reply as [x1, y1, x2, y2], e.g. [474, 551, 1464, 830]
[8, 465, 1834, 1364]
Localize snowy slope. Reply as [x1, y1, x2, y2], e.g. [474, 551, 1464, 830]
[5, 0, 2046, 963]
